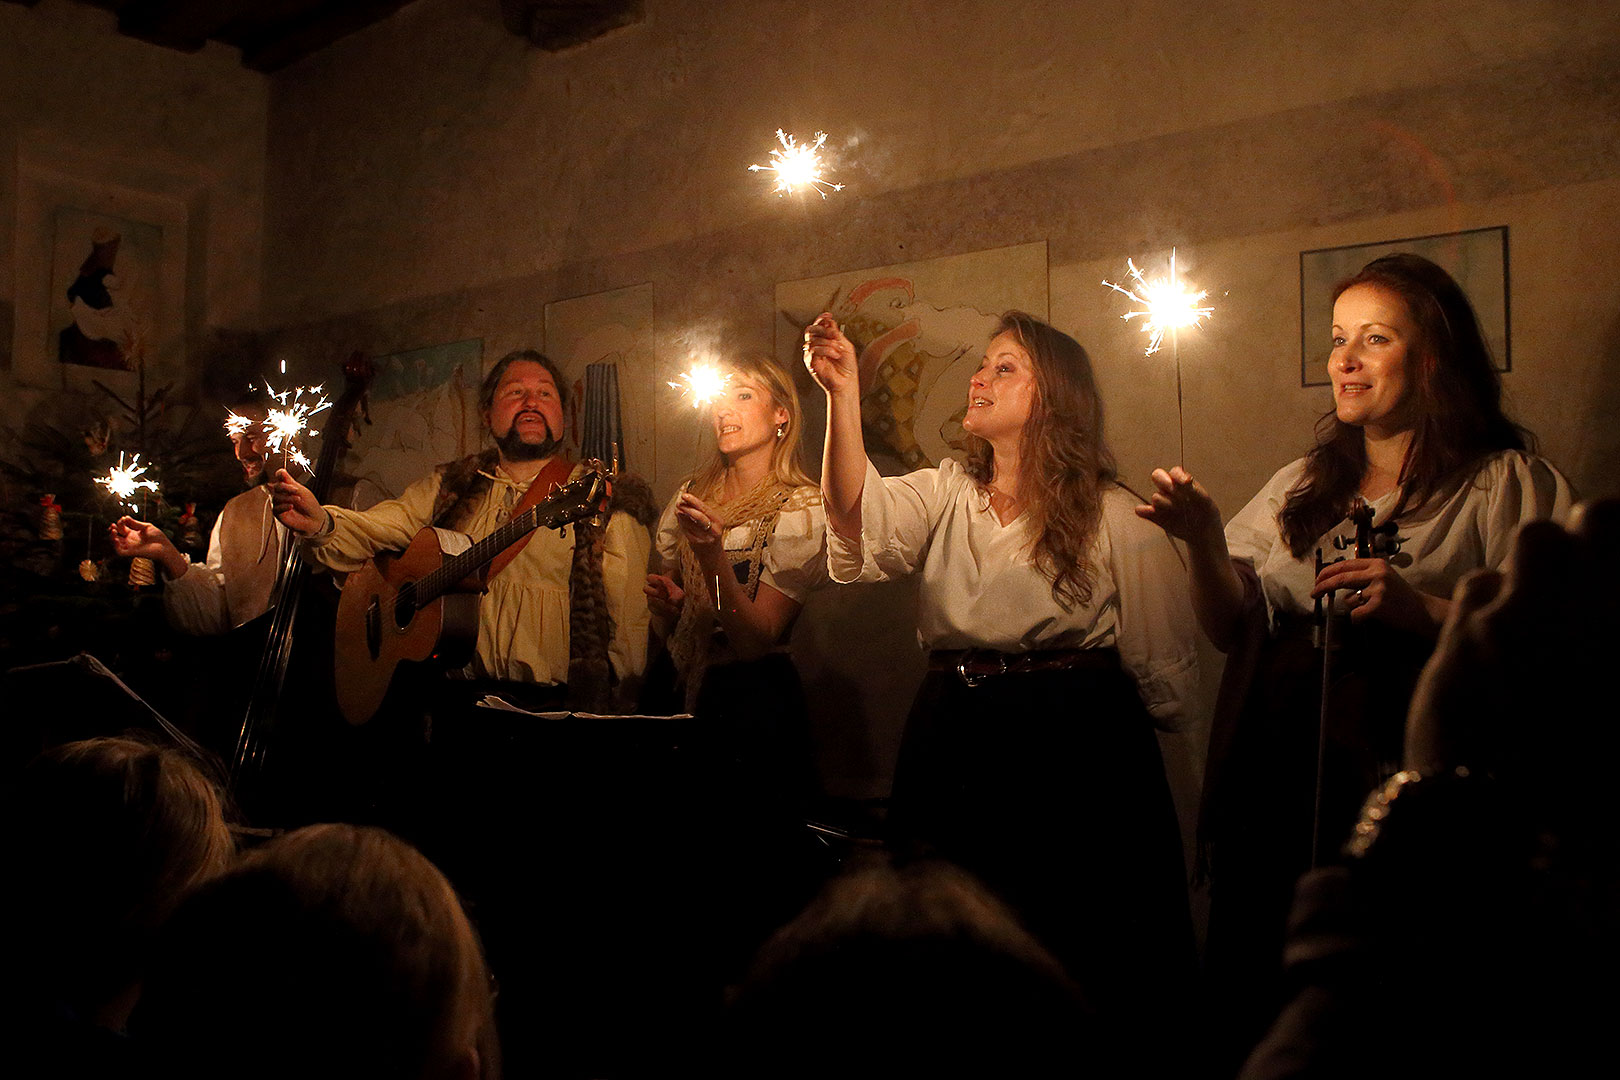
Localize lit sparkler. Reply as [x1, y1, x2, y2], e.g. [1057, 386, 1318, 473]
[749, 129, 844, 198]
[1102, 249, 1213, 356]
[667, 362, 731, 409]
[224, 382, 332, 477]
[95, 452, 160, 510]
[1102, 248, 1216, 465]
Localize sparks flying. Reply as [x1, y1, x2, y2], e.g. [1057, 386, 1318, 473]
[749, 129, 844, 198]
[224, 382, 332, 476]
[667, 362, 731, 409]
[1102, 249, 1214, 355]
[95, 452, 160, 509]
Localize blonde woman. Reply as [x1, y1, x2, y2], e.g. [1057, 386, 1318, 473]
[643, 355, 828, 806]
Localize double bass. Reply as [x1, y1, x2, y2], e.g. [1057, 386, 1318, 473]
[231, 353, 374, 810]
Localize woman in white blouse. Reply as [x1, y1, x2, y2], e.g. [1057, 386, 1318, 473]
[805, 310, 1200, 1054]
[1138, 252, 1573, 1069]
[643, 356, 828, 804]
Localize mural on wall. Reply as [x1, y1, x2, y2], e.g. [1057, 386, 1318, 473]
[1299, 226, 1509, 386]
[51, 210, 164, 373]
[543, 283, 656, 480]
[774, 242, 1048, 472]
[341, 338, 483, 508]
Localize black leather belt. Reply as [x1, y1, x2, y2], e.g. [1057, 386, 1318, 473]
[928, 647, 1114, 688]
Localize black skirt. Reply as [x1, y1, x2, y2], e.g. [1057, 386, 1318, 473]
[887, 650, 1197, 1042]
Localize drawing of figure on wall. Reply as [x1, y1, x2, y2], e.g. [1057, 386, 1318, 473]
[56, 224, 147, 370]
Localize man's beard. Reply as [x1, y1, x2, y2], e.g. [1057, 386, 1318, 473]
[496, 420, 561, 462]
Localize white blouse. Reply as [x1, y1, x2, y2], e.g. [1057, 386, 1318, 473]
[1226, 450, 1575, 626]
[655, 484, 831, 604]
[828, 458, 1199, 729]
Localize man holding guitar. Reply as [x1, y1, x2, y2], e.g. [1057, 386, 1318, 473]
[270, 350, 651, 713]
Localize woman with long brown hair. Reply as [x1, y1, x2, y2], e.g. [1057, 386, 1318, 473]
[805, 310, 1199, 1055]
[1138, 252, 1573, 1070]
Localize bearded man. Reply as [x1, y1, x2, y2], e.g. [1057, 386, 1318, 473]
[271, 349, 651, 707]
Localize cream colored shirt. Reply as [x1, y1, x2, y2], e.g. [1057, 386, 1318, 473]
[305, 461, 651, 684]
[1226, 450, 1575, 625]
[828, 458, 1199, 728]
[654, 484, 831, 605]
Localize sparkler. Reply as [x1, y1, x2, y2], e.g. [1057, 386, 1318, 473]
[669, 358, 735, 613]
[749, 129, 844, 198]
[225, 382, 332, 477]
[95, 452, 160, 511]
[1102, 248, 1215, 465]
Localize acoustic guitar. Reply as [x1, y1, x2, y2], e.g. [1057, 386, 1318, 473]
[332, 465, 610, 725]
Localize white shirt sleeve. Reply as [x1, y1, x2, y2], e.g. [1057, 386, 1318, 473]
[827, 458, 951, 585]
[759, 496, 830, 603]
[1104, 493, 1201, 730]
[161, 514, 231, 635]
[603, 510, 652, 680]
[1480, 452, 1577, 568]
[1224, 459, 1305, 568]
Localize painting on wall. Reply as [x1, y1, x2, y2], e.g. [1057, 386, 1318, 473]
[12, 164, 189, 394]
[341, 338, 483, 507]
[774, 242, 1049, 473]
[544, 283, 656, 481]
[1299, 226, 1509, 387]
[49, 208, 164, 374]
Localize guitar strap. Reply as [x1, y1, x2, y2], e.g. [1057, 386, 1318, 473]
[483, 455, 577, 584]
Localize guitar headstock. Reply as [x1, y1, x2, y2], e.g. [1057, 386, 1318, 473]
[536, 463, 611, 531]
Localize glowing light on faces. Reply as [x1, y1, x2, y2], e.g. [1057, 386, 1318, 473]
[1102, 249, 1214, 355]
[749, 129, 844, 198]
[668, 362, 731, 409]
[95, 452, 159, 509]
[225, 382, 332, 476]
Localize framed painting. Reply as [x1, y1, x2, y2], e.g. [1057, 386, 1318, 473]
[1299, 226, 1508, 386]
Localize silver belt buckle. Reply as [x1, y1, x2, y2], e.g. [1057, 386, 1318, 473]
[956, 650, 1007, 688]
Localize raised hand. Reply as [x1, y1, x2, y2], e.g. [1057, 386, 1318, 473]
[1134, 466, 1224, 546]
[269, 469, 327, 537]
[803, 313, 859, 397]
[1405, 500, 1620, 774]
[109, 516, 188, 580]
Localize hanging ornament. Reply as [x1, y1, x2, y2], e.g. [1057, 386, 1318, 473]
[39, 494, 63, 541]
[128, 556, 156, 588]
[79, 559, 100, 583]
[179, 502, 203, 551]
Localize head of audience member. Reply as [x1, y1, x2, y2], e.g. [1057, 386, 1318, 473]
[962, 310, 1118, 610]
[479, 349, 568, 464]
[1280, 253, 1529, 555]
[691, 355, 815, 493]
[135, 823, 499, 1080]
[3, 735, 232, 1031]
[723, 856, 1097, 1077]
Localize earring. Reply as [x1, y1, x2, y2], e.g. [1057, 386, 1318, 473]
[776, 423, 786, 439]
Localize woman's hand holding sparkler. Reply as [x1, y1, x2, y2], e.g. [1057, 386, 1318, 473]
[673, 492, 727, 573]
[269, 469, 328, 537]
[1136, 466, 1224, 547]
[108, 516, 189, 580]
[802, 314, 858, 398]
[1136, 466, 1249, 653]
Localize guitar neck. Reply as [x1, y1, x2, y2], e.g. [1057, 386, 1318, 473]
[414, 501, 552, 605]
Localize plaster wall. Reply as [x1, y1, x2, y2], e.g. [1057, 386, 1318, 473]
[256, 0, 1620, 803]
[0, 0, 267, 429]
